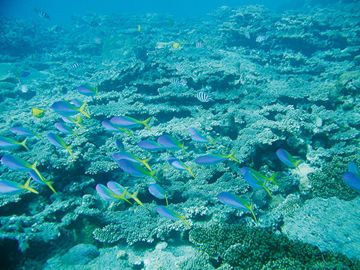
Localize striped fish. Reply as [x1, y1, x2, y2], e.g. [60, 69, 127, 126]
[196, 91, 212, 103]
[34, 8, 50, 20]
[69, 63, 80, 70]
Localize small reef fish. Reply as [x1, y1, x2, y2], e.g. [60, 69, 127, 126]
[240, 167, 274, 197]
[108, 181, 144, 206]
[96, 183, 131, 204]
[77, 85, 98, 97]
[343, 162, 360, 193]
[51, 100, 90, 118]
[156, 206, 189, 226]
[31, 107, 45, 118]
[0, 179, 38, 194]
[188, 128, 214, 144]
[138, 140, 163, 152]
[102, 120, 132, 135]
[217, 192, 257, 222]
[34, 8, 50, 20]
[10, 126, 39, 138]
[157, 134, 184, 151]
[69, 63, 80, 70]
[196, 91, 212, 103]
[276, 148, 302, 168]
[112, 151, 151, 171]
[0, 136, 29, 151]
[54, 122, 73, 135]
[62, 115, 83, 127]
[168, 156, 195, 177]
[110, 116, 151, 129]
[148, 183, 168, 205]
[116, 159, 156, 179]
[47, 132, 74, 158]
[194, 153, 239, 165]
[1, 154, 55, 193]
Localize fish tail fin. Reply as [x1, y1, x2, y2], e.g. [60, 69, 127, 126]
[186, 167, 195, 178]
[22, 178, 39, 194]
[94, 86, 99, 96]
[226, 152, 240, 163]
[141, 117, 151, 129]
[31, 162, 46, 182]
[179, 215, 191, 227]
[267, 173, 279, 185]
[20, 138, 29, 151]
[165, 194, 169, 206]
[262, 185, 272, 197]
[294, 159, 302, 168]
[45, 180, 56, 193]
[248, 204, 257, 223]
[150, 170, 158, 180]
[66, 145, 75, 159]
[130, 191, 144, 206]
[141, 158, 152, 171]
[79, 102, 90, 118]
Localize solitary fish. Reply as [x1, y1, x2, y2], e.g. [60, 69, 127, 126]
[116, 159, 156, 179]
[156, 206, 189, 226]
[110, 116, 151, 129]
[276, 148, 302, 168]
[0, 136, 29, 151]
[77, 85, 98, 97]
[51, 100, 90, 118]
[102, 120, 132, 135]
[10, 126, 38, 138]
[217, 192, 257, 222]
[0, 178, 38, 194]
[168, 157, 195, 177]
[34, 8, 50, 20]
[112, 151, 151, 171]
[1, 155, 55, 193]
[188, 128, 213, 144]
[148, 183, 168, 205]
[138, 140, 163, 152]
[194, 153, 239, 165]
[54, 122, 73, 135]
[47, 132, 74, 158]
[240, 168, 272, 197]
[157, 134, 184, 151]
[108, 181, 144, 206]
[196, 91, 212, 103]
[31, 107, 45, 118]
[96, 183, 131, 204]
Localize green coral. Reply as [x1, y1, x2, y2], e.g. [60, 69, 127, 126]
[308, 155, 359, 200]
[189, 224, 360, 270]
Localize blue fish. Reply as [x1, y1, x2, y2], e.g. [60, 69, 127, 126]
[217, 192, 256, 222]
[47, 132, 74, 158]
[1, 155, 55, 193]
[77, 85, 98, 97]
[156, 206, 189, 226]
[116, 159, 156, 179]
[157, 134, 184, 151]
[96, 183, 131, 204]
[51, 100, 90, 118]
[348, 162, 360, 177]
[148, 183, 168, 205]
[194, 153, 239, 165]
[10, 126, 38, 138]
[276, 148, 302, 168]
[61, 115, 83, 127]
[168, 156, 195, 177]
[54, 122, 73, 135]
[0, 178, 38, 194]
[343, 172, 360, 193]
[0, 136, 29, 151]
[188, 128, 214, 144]
[110, 116, 151, 129]
[240, 167, 277, 197]
[107, 181, 143, 206]
[112, 151, 151, 171]
[138, 140, 163, 152]
[102, 120, 132, 135]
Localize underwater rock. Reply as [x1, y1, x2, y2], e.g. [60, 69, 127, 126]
[282, 196, 360, 259]
[60, 244, 100, 265]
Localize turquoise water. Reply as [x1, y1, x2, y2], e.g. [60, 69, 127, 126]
[0, 0, 359, 269]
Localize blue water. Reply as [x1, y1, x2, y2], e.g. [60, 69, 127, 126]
[0, 0, 359, 269]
